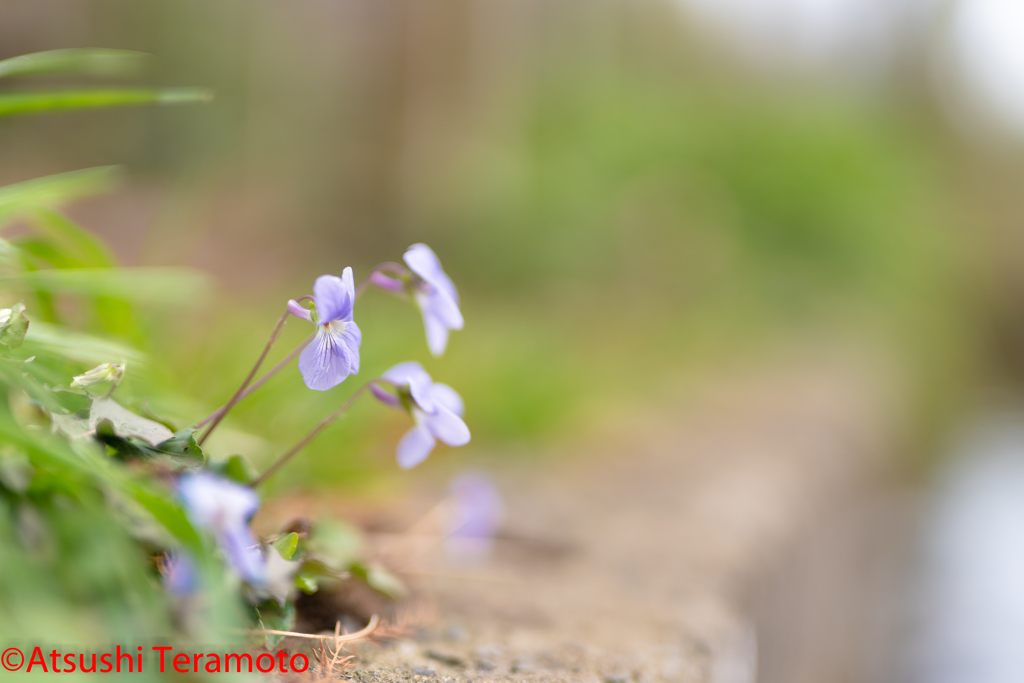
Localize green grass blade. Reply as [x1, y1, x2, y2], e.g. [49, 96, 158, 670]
[5, 267, 212, 305]
[0, 48, 152, 80]
[0, 87, 213, 118]
[24, 321, 146, 365]
[28, 207, 118, 268]
[0, 167, 121, 224]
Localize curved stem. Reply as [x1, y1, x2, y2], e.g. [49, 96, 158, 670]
[250, 379, 392, 488]
[196, 258, 405, 437]
[197, 297, 311, 446]
[354, 261, 407, 298]
[193, 332, 314, 429]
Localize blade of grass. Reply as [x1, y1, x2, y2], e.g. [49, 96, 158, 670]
[25, 321, 146, 365]
[0, 167, 121, 222]
[28, 207, 118, 268]
[0, 87, 212, 118]
[0, 49, 152, 80]
[4, 267, 211, 305]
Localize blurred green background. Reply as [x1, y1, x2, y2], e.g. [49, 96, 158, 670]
[3, 0, 1022, 495]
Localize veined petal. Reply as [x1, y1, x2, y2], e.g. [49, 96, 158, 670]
[397, 426, 436, 469]
[404, 243, 459, 304]
[335, 319, 361, 375]
[313, 268, 354, 323]
[298, 325, 353, 391]
[430, 383, 465, 418]
[425, 405, 470, 447]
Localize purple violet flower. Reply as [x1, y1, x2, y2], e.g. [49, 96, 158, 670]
[288, 268, 362, 391]
[445, 473, 503, 565]
[177, 472, 264, 584]
[371, 361, 470, 469]
[162, 551, 199, 596]
[371, 244, 462, 356]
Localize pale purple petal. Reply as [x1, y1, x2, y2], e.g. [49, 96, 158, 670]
[445, 473, 502, 566]
[404, 243, 459, 304]
[421, 307, 451, 357]
[425, 405, 470, 447]
[430, 383, 465, 418]
[382, 361, 431, 387]
[397, 425, 436, 469]
[448, 473, 503, 540]
[370, 271, 405, 294]
[163, 551, 199, 596]
[313, 268, 354, 323]
[370, 383, 400, 408]
[423, 289, 463, 330]
[178, 472, 259, 527]
[339, 267, 356, 320]
[382, 361, 435, 412]
[298, 325, 354, 391]
[287, 299, 313, 322]
[220, 525, 265, 584]
[176, 473, 265, 584]
[337, 320, 361, 376]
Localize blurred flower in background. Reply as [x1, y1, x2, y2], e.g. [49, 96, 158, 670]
[445, 472, 504, 567]
[178, 473, 264, 584]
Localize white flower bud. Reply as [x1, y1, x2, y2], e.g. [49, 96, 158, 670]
[71, 362, 125, 389]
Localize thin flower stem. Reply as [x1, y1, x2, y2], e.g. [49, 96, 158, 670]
[197, 297, 311, 446]
[195, 261, 404, 432]
[354, 261, 408, 298]
[250, 378, 392, 488]
[193, 332, 314, 429]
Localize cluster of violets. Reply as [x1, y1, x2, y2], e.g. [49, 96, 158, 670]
[168, 244, 496, 594]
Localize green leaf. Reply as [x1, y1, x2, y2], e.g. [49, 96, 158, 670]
[155, 428, 205, 462]
[295, 572, 319, 595]
[272, 532, 299, 561]
[89, 397, 175, 446]
[307, 520, 363, 570]
[51, 397, 174, 447]
[223, 454, 257, 484]
[366, 565, 406, 599]
[0, 88, 213, 119]
[7, 267, 211, 305]
[0, 49, 152, 80]
[0, 411, 204, 554]
[28, 207, 117, 268]
[255, 601, 296, 649]
[52, 401, 202, 470]
[349, 562, 406, 599]
[0, 167, 120, 223]
[0, 302, 29, 349]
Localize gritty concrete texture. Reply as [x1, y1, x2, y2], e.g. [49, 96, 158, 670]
[269, 347, 901, 682]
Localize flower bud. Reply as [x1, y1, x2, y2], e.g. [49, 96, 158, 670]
[71, 362, 125, 389]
